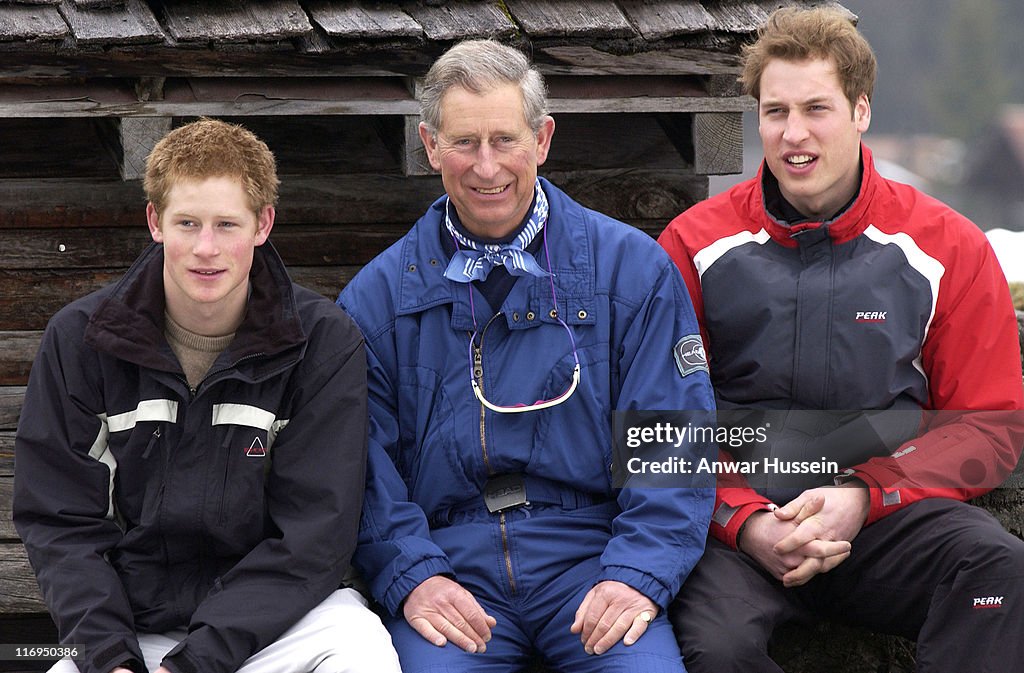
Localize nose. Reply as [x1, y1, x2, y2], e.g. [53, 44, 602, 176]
[782, 113, 809, 144]
[472, 142, 500, 180]
[192, 224, 219, 257]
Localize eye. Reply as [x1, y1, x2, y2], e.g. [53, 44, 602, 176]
[218, 221, 237, 228]
[763, 107, 785, 116]
[179, 219, 197, 228]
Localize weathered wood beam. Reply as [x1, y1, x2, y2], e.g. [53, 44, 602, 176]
[0, 543, 45, 613]
[0, 432, 13, 471]
[692, 111, 744, 175]
[0, 387, 25, 429]
[93, 116, 171, 181]
[538, 45, 744, 76]
[401, 115, 431, 176]
[0, 331, 41, 386]
[1, 477, 17, 538]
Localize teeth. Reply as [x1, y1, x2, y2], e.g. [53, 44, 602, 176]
[787, 155, 814, 166]
[476, 186, 506, 194]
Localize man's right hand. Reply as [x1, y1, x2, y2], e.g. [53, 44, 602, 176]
[403, 575, 497, 653]
[737, 496, 851, 584]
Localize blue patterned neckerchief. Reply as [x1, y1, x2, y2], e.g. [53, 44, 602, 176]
[443, 179, 551, 283]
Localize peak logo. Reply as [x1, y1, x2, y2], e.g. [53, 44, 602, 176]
[855, 311, 887, 323]
[972, 596, 1004, 609]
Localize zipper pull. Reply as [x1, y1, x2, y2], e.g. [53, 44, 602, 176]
[142, 427, 161, 460]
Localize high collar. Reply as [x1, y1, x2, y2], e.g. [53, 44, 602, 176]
[748, 143, 880, 247]
[395, 177, 595, 331]
[85, 240, 306, 374]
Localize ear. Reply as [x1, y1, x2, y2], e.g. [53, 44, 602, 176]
[418, 122, 443, 172]
[854, 94, 871, 134]
[146, 203, 163, 243]
[255, 206, 275, 246]
[534, 116, 556, 167]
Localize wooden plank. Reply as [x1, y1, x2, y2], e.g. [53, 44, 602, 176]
[0, 543, 45, 613]
[401, 115, 431, 176]
[692, 111, 744, 175]
[538, 45, 744, 76]
[0, 387, 25, 429]
[57, 0, 163, 45]
[618, 0, 716, 40]
[1, 431, 14, 472]
[505, 0, 633, 38]
[0, 5, 67, 42]
[160, 0, 312, 43]
[0, 0, 60, 5]
[306, 0, 420, 39]
[0, 331, 41, 387]
[403, 1, 514, 41]
[1, 477, 16, 538]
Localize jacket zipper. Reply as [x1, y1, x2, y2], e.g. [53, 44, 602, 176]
[473, 313, 517, 594]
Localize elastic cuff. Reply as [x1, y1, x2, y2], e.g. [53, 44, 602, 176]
[381, 556, 455, 616]
[714, 501, 772, 550]
[599, 565, 670, 609]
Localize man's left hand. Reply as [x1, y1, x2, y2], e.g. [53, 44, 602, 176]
[772, 482, 870, 587]
[570, 580, 658, 655]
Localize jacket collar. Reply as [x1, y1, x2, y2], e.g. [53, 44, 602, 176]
[85, 241, 306, 374]
[395, 177, 596, 331]
[750, 143, 879, 247]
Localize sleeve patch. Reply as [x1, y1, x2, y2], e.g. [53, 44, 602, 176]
[673, 334, 709, 378]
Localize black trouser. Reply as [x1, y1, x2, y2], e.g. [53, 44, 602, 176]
[670, 499, 1024, 673]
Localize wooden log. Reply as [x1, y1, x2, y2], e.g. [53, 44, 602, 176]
[0, 387, 25, 430]
[1, 476, 16, 538]
[0, 331, 41, 386]
[306, 0, 421, 39]
[0, 431, 13, 471]
[400, 115, 431, 176]
[505, 0, 633, 38]
[159, 0, 313, 43]
[0, 544, 45, 613]
[692, 112, 744, 175]
[538, 45, 745, 77]
[57, 0, 163, 46]
[116, 117, 172, 181]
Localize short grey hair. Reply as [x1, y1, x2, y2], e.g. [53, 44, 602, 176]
[420, 39, 549, 135]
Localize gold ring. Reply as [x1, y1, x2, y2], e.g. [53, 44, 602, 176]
[638, 611, 652, 623]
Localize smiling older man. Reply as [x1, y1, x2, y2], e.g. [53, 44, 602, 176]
[338, 39, 715, 672]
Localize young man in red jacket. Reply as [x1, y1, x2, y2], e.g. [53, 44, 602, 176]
[659, 8, 1024, 673]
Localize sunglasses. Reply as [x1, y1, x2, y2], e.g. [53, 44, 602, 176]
[457, 217, 582, 414]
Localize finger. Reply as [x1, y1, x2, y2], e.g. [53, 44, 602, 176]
[447, 592, 496, 644]
[408, 615, 448, 648]
[798, 538, 852, 559]
[570, 589, 594, 635]
[819, 549, 852, 574]
[622, 610, 654, 647]
[436, 604, 492, 652]
[781, 556, 823, 588]
[776, 493, 824, 523]
[773, 518, 826, 555]
[585, 606, 630, 655]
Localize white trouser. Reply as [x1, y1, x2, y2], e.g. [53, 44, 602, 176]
[49, 588, 401, 673]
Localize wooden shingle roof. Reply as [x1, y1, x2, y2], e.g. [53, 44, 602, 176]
[0, 1, 853, 75]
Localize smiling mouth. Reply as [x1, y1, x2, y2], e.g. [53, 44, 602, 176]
[193, 270, 223, 276]
[474, 184, 509, 195]
[786, 154, 816, 168]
